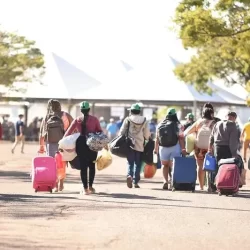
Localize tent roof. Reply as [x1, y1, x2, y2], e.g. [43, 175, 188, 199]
[0, 53, 246, 106]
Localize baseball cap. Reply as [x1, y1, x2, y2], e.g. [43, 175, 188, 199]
[185, 113, 194, 119]
[127, 103, 141, 111]
[227, 111, 237, 117]
[167, 108, 176, 116]
[80, 101, 90, 110]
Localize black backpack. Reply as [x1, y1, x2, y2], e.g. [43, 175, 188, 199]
[158, 121, 178, 147]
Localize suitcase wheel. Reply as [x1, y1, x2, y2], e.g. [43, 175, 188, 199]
[218, 192, 222, 196]
[172, 188, 176, 192]
[191, 189, 195, 193]
[35, 189, 38, 193]
[49, 187, 53, 193]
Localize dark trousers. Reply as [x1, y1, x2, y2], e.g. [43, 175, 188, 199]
[127, 149, 142, 184]
[210, 145, 232, 188]
[76, 136, 98, 189]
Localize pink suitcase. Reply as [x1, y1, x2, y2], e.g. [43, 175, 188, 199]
[32, 155, 57, 193]
[216, 164, 240, 196]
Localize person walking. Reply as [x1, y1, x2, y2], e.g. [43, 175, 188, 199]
[11, 114, 25, 154]
[240, 117, 250, 162]
[208, 111, 239, 191]
[64, 101, 102, 195]
[119, 103, 150, 188]
[39, 99, 73, 192]
[185, 108, 216, 191]
[154, 108, 186, 190]
[183, 113, 195, 131]
[107, 118, 119, 141]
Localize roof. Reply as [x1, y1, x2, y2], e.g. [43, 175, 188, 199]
[0, 53, 246, 106]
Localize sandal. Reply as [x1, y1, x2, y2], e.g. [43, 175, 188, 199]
[80, 189, 90, 195]
[89, 187, 96, 194]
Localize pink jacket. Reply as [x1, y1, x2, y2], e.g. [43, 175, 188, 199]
[64, 115, 102, 137]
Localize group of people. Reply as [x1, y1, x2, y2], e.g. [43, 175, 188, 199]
[6, 99, 249, 194]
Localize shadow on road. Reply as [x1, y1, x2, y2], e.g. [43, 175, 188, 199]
[0, 170, 30, 182]
[97, 192, 190, 202]
[0, 193, 76, 203]
[81, 197, 250, 212]
[65, 173, 163, 185]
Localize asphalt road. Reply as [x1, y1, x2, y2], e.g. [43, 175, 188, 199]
[1, 142, 250, 250]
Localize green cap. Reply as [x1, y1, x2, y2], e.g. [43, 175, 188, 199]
[80, 101, 90, 110]
[128, 103, 141, 111]
[167, 108, 176, 116]
[185, 113, 194, 119]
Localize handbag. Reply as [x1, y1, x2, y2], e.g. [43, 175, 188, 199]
[142, 139, 155, 164]
[109, 121, 132, 158]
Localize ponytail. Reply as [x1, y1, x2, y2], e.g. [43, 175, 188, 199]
[81, 108, 90, 135]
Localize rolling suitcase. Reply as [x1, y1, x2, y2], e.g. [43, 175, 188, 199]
[216, 159, 240, 196]
[32, 155, 57, 193]
[172, 156, 197, 192]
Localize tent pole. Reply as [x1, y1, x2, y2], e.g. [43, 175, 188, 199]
[193, 101, 197, 119]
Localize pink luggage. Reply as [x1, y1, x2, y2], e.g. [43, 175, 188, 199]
[216, 163, 240, 196]
[32, 155, 57, 193]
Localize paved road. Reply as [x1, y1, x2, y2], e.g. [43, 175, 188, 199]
[1, 142, 250, 250]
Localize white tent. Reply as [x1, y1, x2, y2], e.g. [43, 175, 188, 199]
[0, 52, 102, 99]
[0, 53, 246, 107]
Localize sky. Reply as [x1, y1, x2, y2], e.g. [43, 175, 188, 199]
[0, 0, 193, 72]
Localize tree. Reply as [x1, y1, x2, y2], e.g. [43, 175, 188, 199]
[0, 27, 44, 88]
[173, 0, 250, 93]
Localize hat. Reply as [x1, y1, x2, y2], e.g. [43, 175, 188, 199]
[127, 103, 141, 111]
[80, 101, 90, 110]
[185, 113, 194, 119]
[227, 111, 237, 117]
[167, 108, 176, 116]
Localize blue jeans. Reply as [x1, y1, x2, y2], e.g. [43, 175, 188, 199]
[127, 149, 142, 184]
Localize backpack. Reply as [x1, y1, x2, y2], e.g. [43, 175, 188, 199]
[45, 112, 64, 143]
[158, 121, 178, 147]
[195, 120, 214, 149]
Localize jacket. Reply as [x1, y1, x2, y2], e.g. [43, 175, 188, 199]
[209, 120, 238, 157]
[119, 115, 150, 152]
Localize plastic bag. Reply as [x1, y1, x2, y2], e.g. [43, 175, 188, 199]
[87, 132, 109, 152]
[186, 133, 196, 154]
[144, 164, 157, 178]
[96, 149, 113, 171]
[55, 152, 67, 180]
[58, 133, 80, 150]
[59, 148, 77, 162]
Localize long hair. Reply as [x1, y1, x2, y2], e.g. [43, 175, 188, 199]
[203, 102, 214, 111]
[202, 108, 214, 120]
[165, 114, 180, 123]
[81, 108, 90, 134]
[45, 99, 62, 123]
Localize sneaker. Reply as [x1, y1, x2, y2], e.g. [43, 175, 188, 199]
[134, 184, 140, 188]
[127, 176, 133, 188]
[163, 182, 168, 190]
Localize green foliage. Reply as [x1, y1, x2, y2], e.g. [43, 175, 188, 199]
[0, 27, 44, 87]
[173, 0, 250, 93]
